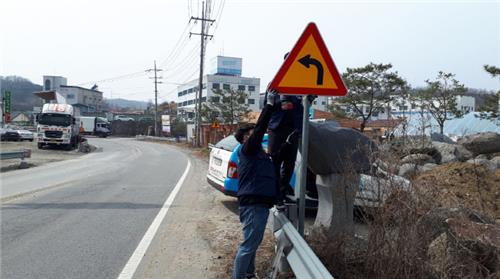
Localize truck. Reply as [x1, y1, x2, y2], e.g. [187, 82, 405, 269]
[37, 103, 81, 150]
[80, 116, 111, 137]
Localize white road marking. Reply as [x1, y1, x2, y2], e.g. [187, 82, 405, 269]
[117, 160, 191, 279]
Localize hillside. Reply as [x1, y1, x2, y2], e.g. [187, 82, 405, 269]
[1, 76, 42, 111]
[103, 98, 149, 110]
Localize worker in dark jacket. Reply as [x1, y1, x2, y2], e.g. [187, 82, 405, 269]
[231, 90, 280, 279]
[267, 93, 303, 203]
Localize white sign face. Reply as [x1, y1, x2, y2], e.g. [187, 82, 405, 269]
[162, 125, 171, 133]
[161, 115, 170, 125]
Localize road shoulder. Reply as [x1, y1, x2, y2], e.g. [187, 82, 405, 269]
[133, 144, 275, 279]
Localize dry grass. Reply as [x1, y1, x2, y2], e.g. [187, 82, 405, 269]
[415, 163, 500, 219]
[307, 157, 500, 279]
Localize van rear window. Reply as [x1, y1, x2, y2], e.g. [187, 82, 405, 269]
[215, 136, 239, 151]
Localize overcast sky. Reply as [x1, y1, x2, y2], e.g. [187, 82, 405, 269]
[1, 0, 499, 102]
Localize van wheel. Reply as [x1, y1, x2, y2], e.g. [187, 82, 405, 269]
[37, 143, 44, 149]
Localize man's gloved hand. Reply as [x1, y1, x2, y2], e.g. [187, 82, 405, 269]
[266, 90, 280, 106]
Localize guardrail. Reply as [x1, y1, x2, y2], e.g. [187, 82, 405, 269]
[135, 135, 185, 142]
[271, 208, 333, 279]
[0, 149, 31, 160]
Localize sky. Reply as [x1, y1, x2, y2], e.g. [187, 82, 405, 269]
[1, 0, 499, 102]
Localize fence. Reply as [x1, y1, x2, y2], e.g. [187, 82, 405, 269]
[200, 123, 237, 147]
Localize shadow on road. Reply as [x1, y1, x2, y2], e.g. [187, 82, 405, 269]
[2, 202, 162, 210]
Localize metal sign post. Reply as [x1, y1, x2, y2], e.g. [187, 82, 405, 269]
[298, 96, 310, 236]
[268, 22, 348, 237]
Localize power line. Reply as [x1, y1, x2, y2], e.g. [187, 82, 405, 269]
[165, 42, 200, 72]
[159, 21, 193, 67]
[158, 68, 199, 101]
[164, 44, 201, 80]
[75, 71, 147, 86]
[211, 0, 226, 38]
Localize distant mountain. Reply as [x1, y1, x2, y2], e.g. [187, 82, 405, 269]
[104, 98, 150, 110]
[0, 76, 42, 111]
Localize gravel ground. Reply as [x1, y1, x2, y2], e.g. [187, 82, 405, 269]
[0, 140, 84, 172]
[134, 140, 277, 279]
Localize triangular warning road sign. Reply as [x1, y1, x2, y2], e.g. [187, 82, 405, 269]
[269, 22, 347, 96]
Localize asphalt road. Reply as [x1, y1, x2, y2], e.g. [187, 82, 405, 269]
[1, 138, 189, 279]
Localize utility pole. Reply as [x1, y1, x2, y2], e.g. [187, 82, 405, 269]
[190, 1, 214, 147]
[147, 61, 163, 137]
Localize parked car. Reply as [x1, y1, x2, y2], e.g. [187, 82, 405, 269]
[1, 130, 21, 141]
[206, 135, 411, 208]
[206, 135, 319, 207]
[114, 115, 135, 121]
[0, 128, 34, 142]
[17, 129, 34, 141]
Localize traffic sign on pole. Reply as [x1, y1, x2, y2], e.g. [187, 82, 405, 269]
[269, 22, 347, 96]
[269, 23, 348, 236]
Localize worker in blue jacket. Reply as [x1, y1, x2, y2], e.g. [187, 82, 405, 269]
[231, 90, 280, 279]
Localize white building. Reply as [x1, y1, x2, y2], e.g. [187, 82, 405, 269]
[43, 75, 67, 91]
[456, 96, 475, 113]
[258, 93, 329, 111]
[35, 76, 103, 112]
[176, 56, 260, 121]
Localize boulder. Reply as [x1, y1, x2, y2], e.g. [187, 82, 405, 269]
[491, 156, 500, 168]
[459, 132, 500, 155]
[431, 132, 455, 144]
[398, 163, 420, 178]
[421, 163, 438, 172]
[427, 218, 500, 277]
[308, 122, 377, 175]
[408, 146, 441, 163]
[401, 154, 435, 165]
[418, 207, 495, 245]
[455, 145, 474, 162]
[432, 142, 458, 164]
[466, 158, 497, 172]
[475, 154, 488, 160]
[432, 141, 472, 163]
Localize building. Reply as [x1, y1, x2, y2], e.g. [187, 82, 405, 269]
[43, 75, 67, 91]
[176, 56, 260, 121]
[258, 92, 329, 111]
[34, 76, 103, 113]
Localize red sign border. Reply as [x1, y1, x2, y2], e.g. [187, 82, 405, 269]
[269, 22, 347, 96]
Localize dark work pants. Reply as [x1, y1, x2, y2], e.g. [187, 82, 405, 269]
[268, 128, 299, 201]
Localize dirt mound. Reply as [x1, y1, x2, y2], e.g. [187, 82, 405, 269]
[415, 163, 500, 219]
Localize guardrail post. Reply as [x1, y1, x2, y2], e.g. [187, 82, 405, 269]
[272, 208, 292, 275]
[314, 174, 360, 236]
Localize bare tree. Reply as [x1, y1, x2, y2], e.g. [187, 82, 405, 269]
[201, 88, 250, 124]
[478, 65, 500, 119]
[418, 72, 466, 135]
[336, 63, 408, 132]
